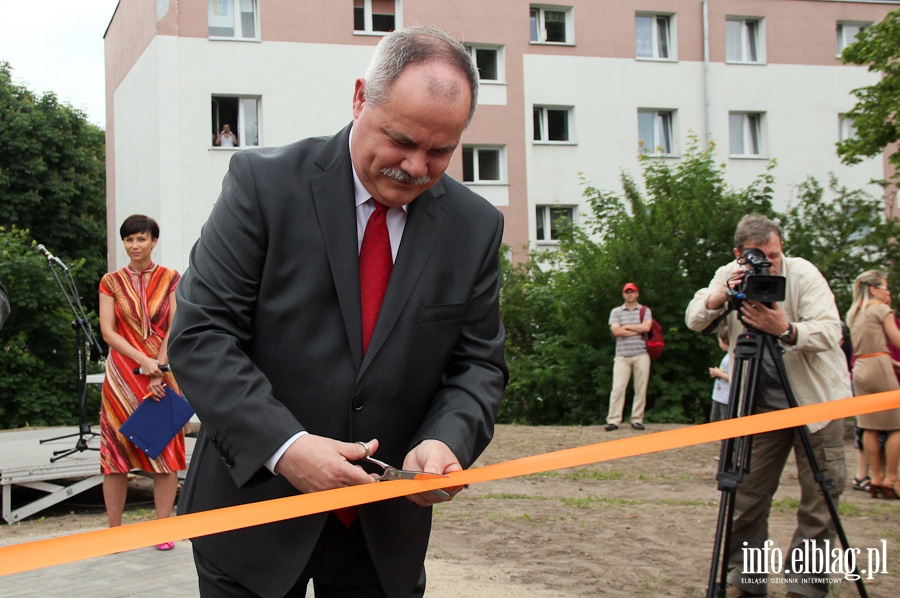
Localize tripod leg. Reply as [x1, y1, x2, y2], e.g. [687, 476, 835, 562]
[766, 336, 868, 597]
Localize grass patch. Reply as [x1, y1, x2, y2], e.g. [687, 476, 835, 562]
[480, 493, 551, 501]
[526, 469, 625, 482]
[560, 496, 644, 508]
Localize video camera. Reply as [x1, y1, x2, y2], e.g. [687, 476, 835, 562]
[732, 247, 786, 304]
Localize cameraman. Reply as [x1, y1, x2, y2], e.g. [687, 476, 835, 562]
[685, 214, 849, 598]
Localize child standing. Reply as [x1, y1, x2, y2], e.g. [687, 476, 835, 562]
[709, 328, 731, 422]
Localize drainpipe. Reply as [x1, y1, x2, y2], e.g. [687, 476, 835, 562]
[703, 0, 712, 143]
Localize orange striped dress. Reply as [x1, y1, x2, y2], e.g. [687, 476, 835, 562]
[98, 264, 185, 474]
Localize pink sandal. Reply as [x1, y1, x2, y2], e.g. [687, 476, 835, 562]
[155, 541, 175, 551]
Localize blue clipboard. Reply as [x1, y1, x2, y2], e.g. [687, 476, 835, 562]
[119, 385, 194, 459]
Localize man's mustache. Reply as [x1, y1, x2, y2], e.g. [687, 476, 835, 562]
[381, 167, 431, 186]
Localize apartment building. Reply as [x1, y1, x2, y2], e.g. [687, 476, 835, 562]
[104, 0, 899, 271]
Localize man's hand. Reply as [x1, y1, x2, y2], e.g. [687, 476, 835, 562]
[706, 267, 745, 310]
[275, 435, 378, 494]
[738, 300, 789, 337]
[402, 439, 465, 506]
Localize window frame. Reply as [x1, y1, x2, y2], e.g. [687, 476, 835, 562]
[535, 205, 576, 243]
[533, 106, 574, 144]
[837, 21, 870, 55]
[726, 17, 765, 64]
[462, 145, 506, 185]
[635, 13, 674, 61]
[354, 0, 402, 35]
[211, 95, 261, 149]
[529, 5, 574, 46]
[637, 109, 675, 156]
[838, 114, 857, 143]
[728, 111, 765, 158]
[465, 44, 505, 84]
[208, 0, 260, 40]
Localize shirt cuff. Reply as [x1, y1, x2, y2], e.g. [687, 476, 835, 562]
[265, 431, 308, 475]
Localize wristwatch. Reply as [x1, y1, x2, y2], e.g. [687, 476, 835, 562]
[779, 323, 794, 343]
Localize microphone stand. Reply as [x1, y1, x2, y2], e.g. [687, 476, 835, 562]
[38, 250, 105, 462]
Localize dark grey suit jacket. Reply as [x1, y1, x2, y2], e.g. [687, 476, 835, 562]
[168, 124, 507, 597]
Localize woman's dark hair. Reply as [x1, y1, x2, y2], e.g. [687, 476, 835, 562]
[119, 214, 160, 240]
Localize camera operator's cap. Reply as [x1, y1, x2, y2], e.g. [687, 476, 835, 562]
[623, 282, 639, 292]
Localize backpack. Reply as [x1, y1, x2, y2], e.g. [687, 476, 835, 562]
[640, 306, 664, 360]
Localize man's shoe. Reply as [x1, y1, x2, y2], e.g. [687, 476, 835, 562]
[631, 422, 645, 430]
[604, 423, 618, 432]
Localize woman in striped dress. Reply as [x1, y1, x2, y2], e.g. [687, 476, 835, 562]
[98, 215, 184, 549]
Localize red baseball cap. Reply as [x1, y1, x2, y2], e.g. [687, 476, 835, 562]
[623, 282, 639, 292]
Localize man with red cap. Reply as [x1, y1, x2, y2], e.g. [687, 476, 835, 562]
[605, 282, 652, 431]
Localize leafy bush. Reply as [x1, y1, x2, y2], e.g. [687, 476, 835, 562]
[499, 138, 900, 425]
[0, 227, 102, 428]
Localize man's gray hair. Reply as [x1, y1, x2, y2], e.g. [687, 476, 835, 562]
[364, 25, 479, 125]
[734, 213, 783, 251]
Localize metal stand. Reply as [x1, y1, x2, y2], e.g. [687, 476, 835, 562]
[37, 250, 104, 462]
[706, 328, 866, 597]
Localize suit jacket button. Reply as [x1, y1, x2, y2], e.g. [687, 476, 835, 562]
[224, 456, 234, 468]
[352, 398, 363, 411]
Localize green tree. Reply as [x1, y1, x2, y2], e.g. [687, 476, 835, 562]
[0, 62, 106, 429]
[837, 10, 900, 179]
[0, 61, 107, 315]
[500, 137, 775, 424]
[0, 227, 102, 428]
[782, 175, 900, 312]
[499, 138, 895, 425]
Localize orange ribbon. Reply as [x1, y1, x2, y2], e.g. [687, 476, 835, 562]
[1, 391, 898, 577]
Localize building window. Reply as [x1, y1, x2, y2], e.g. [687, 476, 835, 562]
[726, 17, 763, 63]
[530, 5, 572, 44]
[533, 106, 572, 143]
[638, 110, 674, 155]
[212, 96, 260, 148]
[837, 22, 869, 55]
[536, 205, 575, 242]
[635, 14, 672, 60]
[208, 0, 258, 39]
[354, 0, 399, 34]
[839, 115, 857, 142]
[465, 45, 503, 83]
[463, 146, 505, 184]
[729, 112, 763, 157]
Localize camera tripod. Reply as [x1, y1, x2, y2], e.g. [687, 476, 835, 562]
[37, 248, 104, 462]
[706, 326, 867, 598]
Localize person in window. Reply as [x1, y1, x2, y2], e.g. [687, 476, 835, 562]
[98, 214, 184, 551]
[168, 25, 507, 597]
[214, 123, 238, 147]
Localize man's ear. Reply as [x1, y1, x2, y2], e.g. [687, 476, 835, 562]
[352, 78, 367, 118]
[733, 248, 742, 259]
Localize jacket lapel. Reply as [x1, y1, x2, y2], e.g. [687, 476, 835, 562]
[309, 125, 364, 370]
[360, 180, 449, 372]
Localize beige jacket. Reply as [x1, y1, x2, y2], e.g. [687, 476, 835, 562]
[685, 256, 851, 433]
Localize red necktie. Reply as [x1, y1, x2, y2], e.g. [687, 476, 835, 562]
[359, 200, 393, 354]
[334, 200, 392, 527]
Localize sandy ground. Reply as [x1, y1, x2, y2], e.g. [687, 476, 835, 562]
[2, 422, 898, 597]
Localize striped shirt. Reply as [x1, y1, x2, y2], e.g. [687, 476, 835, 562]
[609, 303, 651, 357]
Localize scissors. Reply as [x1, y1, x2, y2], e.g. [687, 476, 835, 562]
[356, 441, 451, 499]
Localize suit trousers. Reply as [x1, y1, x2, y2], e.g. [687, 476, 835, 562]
[606, 353, 650, 425]
[726, 419, 846, 598]
[194, 514, 420, 597]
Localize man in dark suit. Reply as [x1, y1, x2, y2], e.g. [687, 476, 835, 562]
[168, 25, 507, 598]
